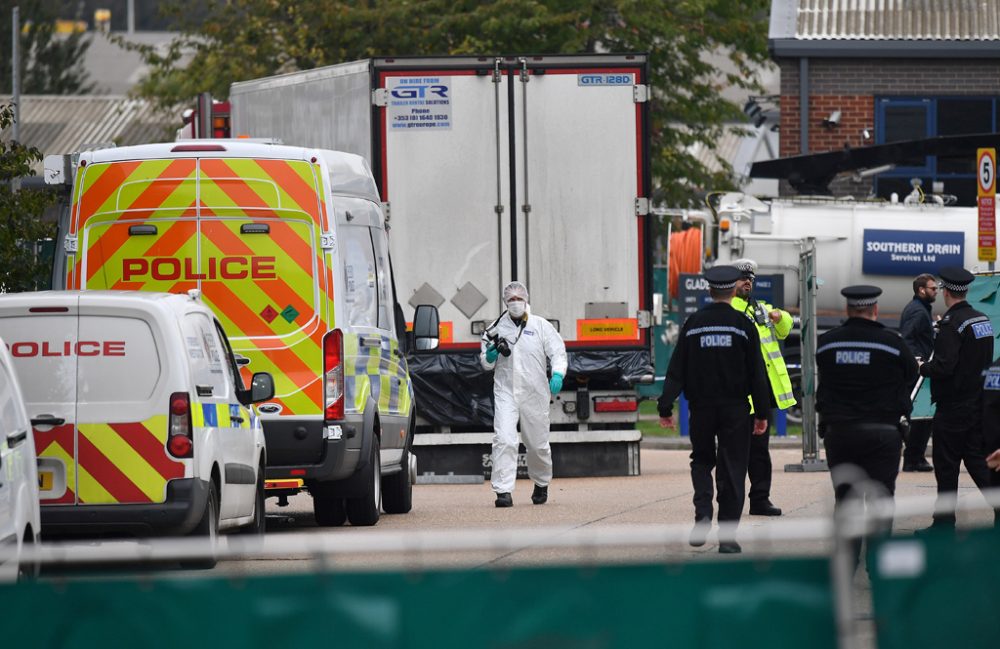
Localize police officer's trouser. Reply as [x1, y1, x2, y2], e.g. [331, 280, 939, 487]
[747, 415, 773, 506]
[823, 422, 902, 565]
[689, 403, 751, 525]
[903, 419, 933, 466]
[931, 402, 992, 527]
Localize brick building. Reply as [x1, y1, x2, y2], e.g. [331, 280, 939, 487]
[767, 0, 1000, 205]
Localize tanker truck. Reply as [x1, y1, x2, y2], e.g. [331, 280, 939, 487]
[711, 192, 980, 321]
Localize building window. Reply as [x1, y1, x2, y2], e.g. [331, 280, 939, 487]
[875, 97, 998, 206]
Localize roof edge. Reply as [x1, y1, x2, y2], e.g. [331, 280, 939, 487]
[771, 38, 1000, 59]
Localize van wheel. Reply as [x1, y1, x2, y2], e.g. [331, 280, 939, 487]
[314, 493, 347, 527]
[182, 480, 219, 570]
[346, 434, 381, 526]
[382, 449, 412, 514]
[17, 530, 38, 582]
[239, 471, 266, 536]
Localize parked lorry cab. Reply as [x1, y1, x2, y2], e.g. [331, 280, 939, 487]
[54, 141, 428, 526]
[0, 338, 41, 581]
[0, 290, 274, 566]
[229, 55, 653, 474]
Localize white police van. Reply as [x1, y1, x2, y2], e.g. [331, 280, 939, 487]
[0, 339, 40, 581]
[0, 290, 274, 568]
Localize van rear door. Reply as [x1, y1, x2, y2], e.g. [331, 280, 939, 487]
[69, 154, 330, 431]
[0, 295, 185, 506]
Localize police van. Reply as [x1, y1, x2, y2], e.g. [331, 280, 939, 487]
[54, 141, 436, 527]
[0, 291, 274, 567]
[0, 338, 41, 581]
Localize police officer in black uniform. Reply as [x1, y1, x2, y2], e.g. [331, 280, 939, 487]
[658, 266, 771, 554]
[979, 358, 1000, 526]
[816, 286, 918, 561]
[919, 267, 994, 529]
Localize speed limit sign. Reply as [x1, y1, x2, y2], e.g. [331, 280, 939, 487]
[978, 148, 996, 262]
[978, 148, 996, 198]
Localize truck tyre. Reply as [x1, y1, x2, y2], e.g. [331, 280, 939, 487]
[346, 434, 381, 526]
[381, 448, 412, 514]
[314, 494, 347, 527]
[182, 480, 219, 570]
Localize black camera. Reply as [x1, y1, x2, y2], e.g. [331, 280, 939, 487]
[486, 331, 511, 357]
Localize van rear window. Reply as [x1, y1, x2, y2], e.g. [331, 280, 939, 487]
[0, 315, 161, 406]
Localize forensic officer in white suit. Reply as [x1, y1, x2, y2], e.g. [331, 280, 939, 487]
[481, 281, 567, 508]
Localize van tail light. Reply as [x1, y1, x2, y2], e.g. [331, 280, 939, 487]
[167, 391, 193, 458]
[593, 397, 639, 413]
[324, 329, 344, 422]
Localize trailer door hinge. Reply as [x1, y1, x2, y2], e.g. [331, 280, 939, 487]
[637, 310, 652, 329]
[321, 232, 336, 251]
[63, 235, 78, 254]
[633, 85, 649, 103]
[634, 197, 650, 216]
[372, 88, 389, 107]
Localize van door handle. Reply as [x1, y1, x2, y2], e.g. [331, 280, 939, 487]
[7, 430, 27, 447]
[392, 348, 402, 357]
[31, 415, 65, 426]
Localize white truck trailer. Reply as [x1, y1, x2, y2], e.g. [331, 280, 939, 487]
[230, 55, 654, 479]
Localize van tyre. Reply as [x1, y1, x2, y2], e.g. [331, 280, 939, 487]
[238, 471, 266, 536]
[347, 434, 381, 526]
[314, 494, 347, 527]
[382, 449, 413, 514]
[182, 480, 219, 570]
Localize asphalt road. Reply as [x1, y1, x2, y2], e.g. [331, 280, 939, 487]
[33, 446, 994, 580]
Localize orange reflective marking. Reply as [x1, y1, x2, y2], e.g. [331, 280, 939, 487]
[85, 201, 197, 282]
[204, 282, 322, 408]
[75, 161, 142, 230]
[121, 159, 197, 212]
[142, 220, 197, 258]
[256, 160, 322, 222]
[200, 221, 317, 323]
[111, 281, 146, 290]
[200, 159, 274, 210]
[268, 220, 317, 278]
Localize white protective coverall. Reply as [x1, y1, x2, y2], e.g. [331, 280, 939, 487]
[480, 309, 567, 494]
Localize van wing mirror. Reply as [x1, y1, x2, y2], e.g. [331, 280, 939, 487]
[412, 304, 440, 351]
[246, 372, 275, 404]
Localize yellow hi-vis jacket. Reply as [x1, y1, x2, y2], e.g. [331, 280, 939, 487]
[731, 296, 797, 413]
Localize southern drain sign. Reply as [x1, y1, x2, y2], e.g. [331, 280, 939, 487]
[387, 76, 452, 130]
[862, 229, 964, 276]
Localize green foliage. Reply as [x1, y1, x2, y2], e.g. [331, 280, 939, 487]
[126, 0, 770, 206]
[0, 104, 58, 292]
[0, 0, 95, 94]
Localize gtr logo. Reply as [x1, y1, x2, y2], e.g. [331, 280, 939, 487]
[390, 84, 448, 99]
[122, 256, 277, 281]
[8, 341, 126, 357]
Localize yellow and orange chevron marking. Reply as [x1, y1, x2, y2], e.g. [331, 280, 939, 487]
[33, 417, 185, 506]
[70, 156, 335, 417]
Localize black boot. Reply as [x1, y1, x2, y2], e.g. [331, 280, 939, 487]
[531, 484, 548, 505]
[495, 492, 512, 508]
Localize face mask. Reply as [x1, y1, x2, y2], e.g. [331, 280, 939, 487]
[507, 301, 526, 318]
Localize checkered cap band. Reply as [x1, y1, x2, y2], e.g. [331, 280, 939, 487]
[846, 296, 878, 307]
[941, 280, 969, 292]
[708, 279, 738, 290]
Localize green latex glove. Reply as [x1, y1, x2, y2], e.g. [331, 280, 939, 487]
[549, 372, 563, 395]
[485, 345, 499, 363]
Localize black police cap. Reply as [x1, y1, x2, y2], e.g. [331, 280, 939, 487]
[704, 265, 741, 290]
[841, 284, 882, 307]
[938, 266, 974, 292]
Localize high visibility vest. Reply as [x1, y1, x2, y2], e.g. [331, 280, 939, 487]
[732, 296, 797, 411]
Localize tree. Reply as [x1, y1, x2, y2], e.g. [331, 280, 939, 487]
[0, 0, 95, 94]
[125, 0, 770, 207]
[0, 103, 58, 292]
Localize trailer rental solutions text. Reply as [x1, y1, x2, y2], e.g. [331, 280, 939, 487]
[388, 77, 452, 130]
